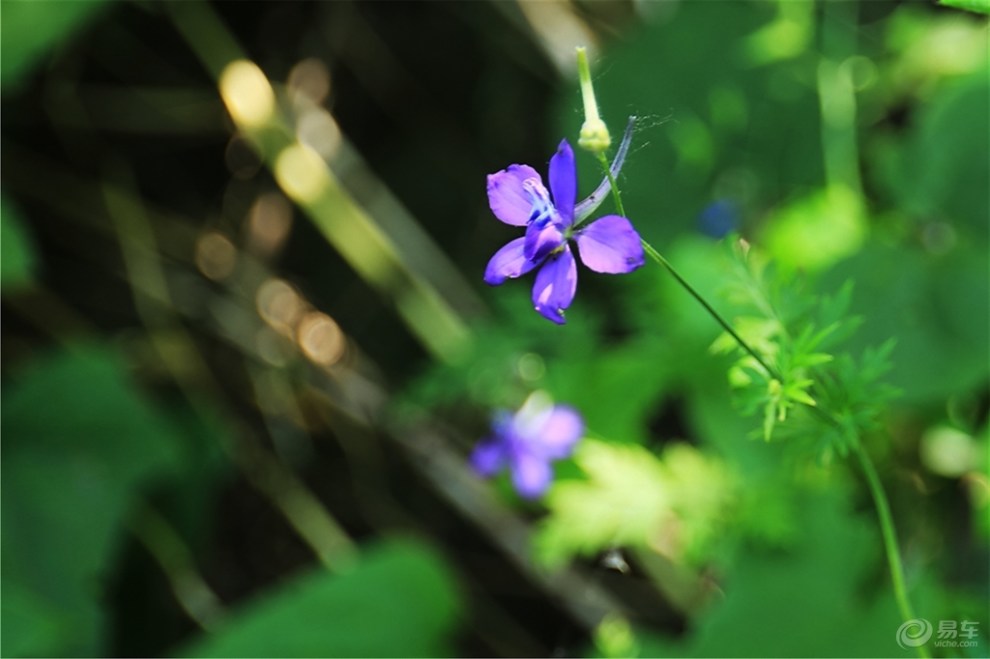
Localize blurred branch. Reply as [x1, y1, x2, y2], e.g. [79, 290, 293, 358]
[168, 0, 475, 365]
[43, 84, 224, 134]
[129, 502, 227, 632]
[512, 0, 597, 76]
[307, 386, 632, 632]
[817, 1, 863, 199]
[8, 142, 634, 639]
[101, 159, 360, 574]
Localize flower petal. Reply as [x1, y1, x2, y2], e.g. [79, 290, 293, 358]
[574, 215, 645, 274]
[531, 246, 577, 325]
[484, 237, 539, 285]
[470, 438, 506, 477]
[510, 450, 552, 499]
[548, 140, 576, 226]
[487, 164, 542, 226]
[523, 218, 565, 262]
[532, 405, 584, 459]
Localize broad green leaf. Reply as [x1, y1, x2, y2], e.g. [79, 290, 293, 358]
[547, 338, 673, 445]
[536, 440, 732, 568]
[877, 70, 990, 245]
[824, 241, 989, 403]
[182, 540, 460, 658]
[631, 489, 908, 658]
[762, 186, 866, 272]
[939, 0, 990, 14]
[0, 581, 69, 657]
[1, 196, 37, 292]
[0, 0, 111, 91]
[1, 345, 181, 656]
[537, 440, 669, 568]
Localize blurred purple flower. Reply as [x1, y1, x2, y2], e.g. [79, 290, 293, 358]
[471, 395, 584, 499]
[484, 139, 644, 324]
[698, 199, 738, 239]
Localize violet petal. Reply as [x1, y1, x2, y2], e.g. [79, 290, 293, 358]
[484, 237, 540, 285]
[523, 219, 565, 262]
[487, 164, 542, 226]
[574, 215, 645, 274]
[548, 140, 576, 226]
[470, 438, 506, 477]
[531, 247, 577, 325]
[530, 405, 584, 459]
[510, 450, 552, 499]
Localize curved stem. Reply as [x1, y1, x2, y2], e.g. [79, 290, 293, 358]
[575, 117, 636, 224]
[596, 151, 626, 218]
[641, 241, 781, 381]
[590, 145, 780, 381]
[853, 440, 929, 659]
[589, 130, 920, 655]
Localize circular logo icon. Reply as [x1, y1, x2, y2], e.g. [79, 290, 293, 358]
[896, 619, 933, 649]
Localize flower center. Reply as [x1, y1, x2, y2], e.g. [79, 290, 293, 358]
[523, 178, 557, 226]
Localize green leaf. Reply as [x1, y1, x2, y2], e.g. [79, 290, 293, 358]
[762, 186, 867, 273]
[632, 488, 907, 658]
[786, 387, 817, 408]
[0, 581, 70, 657]
[536, 441, 670, 567]
[877, 70, 990, 244]
[555, 2, 825, 247]
[1, 345, 181, 656]
[182, 540, 460, 658]
[824, 241, 988, 403]
[939, 0, 990, 15]
[0, 0, 111, 91]
[536, 441, 733, 568]
[1, 196, 37, 292]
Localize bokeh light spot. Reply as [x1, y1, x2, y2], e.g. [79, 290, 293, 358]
[297, 311, 346, 367]
[275, 143, 327, 204]
[195, 231, 237, 281]
[517, 353, 545, 382]
[248, 193, 293, 257]
[288, 57, 332, 106]
[219, 60, 275, 128]
[296, 110, 342, 161]
[256, 278, 303, 335]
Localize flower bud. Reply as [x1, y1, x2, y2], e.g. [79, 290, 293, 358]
[575, 47, 612, 153]
[579, 117, 611, 153]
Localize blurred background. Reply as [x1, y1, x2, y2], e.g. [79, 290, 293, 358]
[1, 1, 987, 657]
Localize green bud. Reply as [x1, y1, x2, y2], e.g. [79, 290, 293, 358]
[579, 117, 611, 153]
[575, 47, 612, 153]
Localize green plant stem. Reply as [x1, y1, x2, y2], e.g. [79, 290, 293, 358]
[596, 152, 626, 218]
[594, 143, 922, 653]
[642, 241, 781, 381]
[853, 440, 929, 659]
[594, 153, 780, 381]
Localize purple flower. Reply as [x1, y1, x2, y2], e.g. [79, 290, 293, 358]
[484, 139, 645, 324]
[699, 199, 738, 239]
[471, 395, 584, 499]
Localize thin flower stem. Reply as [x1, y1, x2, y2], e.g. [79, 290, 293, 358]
[593, 153, 781, 381]
[591, 126, 921, 650]
[804, 406, 924, 655]
[853, 439, 929, 659]
[576, 117, 636, 224]
[596, 151, 626, 218]
[641, 240, 781, 381]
